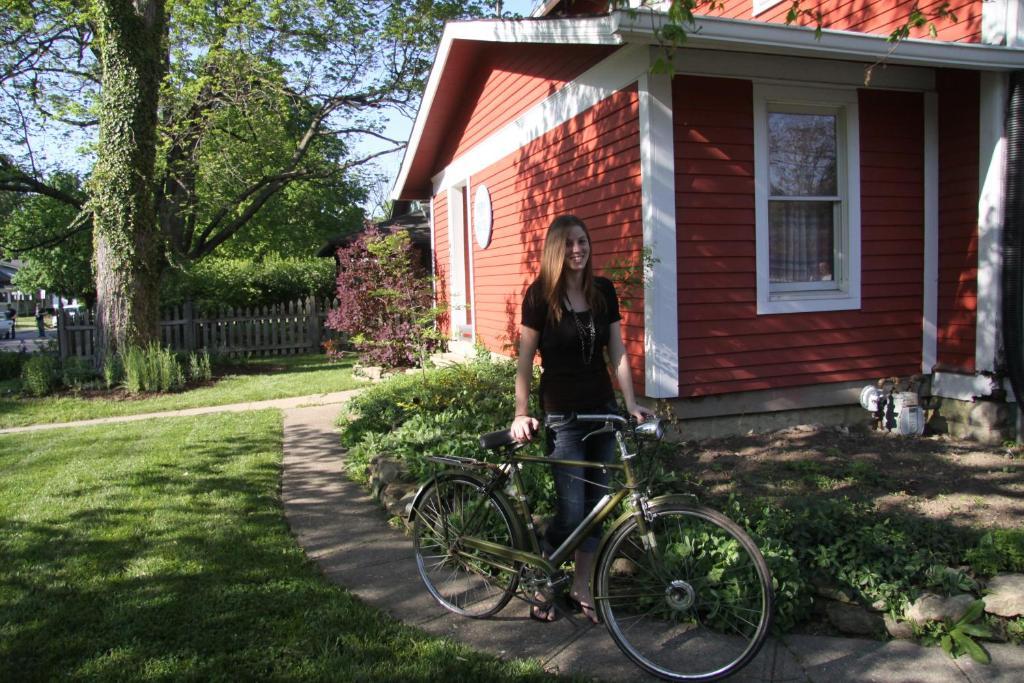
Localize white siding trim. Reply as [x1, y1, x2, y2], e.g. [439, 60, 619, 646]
[932, 370, 1004, 401]
[982, 0, 1024, 47]
[432, 44, 650, 194]
[465, 179, 477, 343]
[429, 196, 437, 300]
[639, 65, 679, 399]
[977, 72, 1007, 373]
[922, 93, 939, 373]
[983, 0, 1009, 45]
[1012, 0, 1024, 48]
[672, 48, 933, 91]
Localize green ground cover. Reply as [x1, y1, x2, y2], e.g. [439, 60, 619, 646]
[340, 356, 1024, 653]
[0, 354, 364, 428]
[0, 412, 550, 681]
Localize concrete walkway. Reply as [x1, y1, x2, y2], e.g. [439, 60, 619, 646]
[0, 391, 361, 434]
[281, 401, 1024, 683]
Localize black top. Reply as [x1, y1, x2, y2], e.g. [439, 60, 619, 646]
[521, 276, 621, 412]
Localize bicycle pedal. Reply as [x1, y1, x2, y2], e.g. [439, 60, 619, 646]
[546, 573, 570, 591]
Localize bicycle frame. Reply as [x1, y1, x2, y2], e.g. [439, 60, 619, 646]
[426, 418, 654, 580]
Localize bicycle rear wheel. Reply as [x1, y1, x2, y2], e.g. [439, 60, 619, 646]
[594, 503, 773, 682]
[412, 473, 523, 617]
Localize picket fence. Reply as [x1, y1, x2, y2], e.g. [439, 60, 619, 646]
[57, 297, 337, 361]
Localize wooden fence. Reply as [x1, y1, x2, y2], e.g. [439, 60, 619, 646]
[57, 297, 337, 361]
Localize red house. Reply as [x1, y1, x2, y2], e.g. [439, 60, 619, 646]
[392, 1, 1024, 442]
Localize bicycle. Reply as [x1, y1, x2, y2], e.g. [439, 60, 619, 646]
[409, 413, 774, 682]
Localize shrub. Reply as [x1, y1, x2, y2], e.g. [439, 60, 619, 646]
[0, 351, 27, 381]
[325, 230, 445, 369]
[187, 350, 212, 382]
[121, 344, 185, 394]
[20, 354, 59, 396]
[102, 354, 123, 389]
[160, 256, 334, 313]
[61, 356, 97, 390]
[964, 530, 1024, 576]
[340, 354, 550, 506]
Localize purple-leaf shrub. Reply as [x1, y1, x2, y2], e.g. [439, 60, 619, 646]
[325, 230, 446, 368]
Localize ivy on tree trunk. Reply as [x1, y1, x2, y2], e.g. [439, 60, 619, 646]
[90, 0, 167, 357]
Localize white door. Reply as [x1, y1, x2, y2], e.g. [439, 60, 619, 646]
[448, 185, 473, 340]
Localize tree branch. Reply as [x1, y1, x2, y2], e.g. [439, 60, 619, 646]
[0, 159, 84, 209]
[0, 206, 92, 254]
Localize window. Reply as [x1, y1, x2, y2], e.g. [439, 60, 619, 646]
[754, 85, 860, 314]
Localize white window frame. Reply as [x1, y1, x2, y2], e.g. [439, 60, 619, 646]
[753, 0, 786, 16]
[754, 83, 861, 315]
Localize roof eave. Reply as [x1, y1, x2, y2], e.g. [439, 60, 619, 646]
[393, 10, 1024, 201]
[621, 13, 1024, 71]
[391, 16, 622, 202]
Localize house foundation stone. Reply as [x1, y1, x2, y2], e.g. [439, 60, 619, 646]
[926, 396, 1018, 445]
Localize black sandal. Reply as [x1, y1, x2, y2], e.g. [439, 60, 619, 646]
[530, 603, 559, 622]
[529, 591, 559, 623]
[568, 594, 600, 625]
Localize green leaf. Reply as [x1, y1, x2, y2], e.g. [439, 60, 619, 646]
[958, 622, 992, 638]
[960, 599, 985, 625]
[940, 634, 953, 655]
[951, 630, 990, 665]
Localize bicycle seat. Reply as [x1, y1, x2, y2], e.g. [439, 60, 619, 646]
[479, 429, 517, 450]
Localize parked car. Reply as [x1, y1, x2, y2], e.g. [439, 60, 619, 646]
[0, 317, 13, 339]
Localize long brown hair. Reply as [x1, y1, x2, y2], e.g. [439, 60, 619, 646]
[537, 214, 604, 324]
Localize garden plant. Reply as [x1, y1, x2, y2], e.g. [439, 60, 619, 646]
[325, 230, 446, 369]
[339, 354, 1024, 662]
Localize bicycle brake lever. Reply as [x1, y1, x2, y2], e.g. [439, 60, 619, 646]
[581, 422, 618, 442]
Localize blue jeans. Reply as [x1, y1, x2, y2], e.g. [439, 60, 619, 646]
[543, 410, 617, 553]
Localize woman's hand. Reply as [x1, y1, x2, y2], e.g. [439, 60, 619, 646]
[625, 403, 655, 424]
[511, 415, 539, 443]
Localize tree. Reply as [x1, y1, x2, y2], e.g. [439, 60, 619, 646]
[0, 171, 94, 302]
[0, 0, 489, 357]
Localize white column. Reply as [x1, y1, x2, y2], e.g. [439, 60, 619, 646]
[638, 58, 679, 399]
[922, 92, 938, 372]
[977, 72, 1007, 374]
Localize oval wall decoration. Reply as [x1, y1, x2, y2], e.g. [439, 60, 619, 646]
[473, 184, 492, 249]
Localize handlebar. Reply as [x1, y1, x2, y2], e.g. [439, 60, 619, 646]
[478, 413, 665, 450]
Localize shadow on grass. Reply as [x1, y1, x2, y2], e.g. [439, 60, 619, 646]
[0, 419, 545, 681]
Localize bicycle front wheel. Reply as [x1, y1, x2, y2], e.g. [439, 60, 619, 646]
[412, 473, 523, 618]
[594, 503, 773, 682]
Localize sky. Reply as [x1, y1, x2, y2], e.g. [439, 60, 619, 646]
[370, 0, 540, 209]
[1, 1, 542, 216]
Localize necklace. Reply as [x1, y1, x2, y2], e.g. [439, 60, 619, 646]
[565, 296, 596, 365]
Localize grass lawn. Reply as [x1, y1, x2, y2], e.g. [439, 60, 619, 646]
[0, 354, 366, 428]
[0, 412, 551, 681]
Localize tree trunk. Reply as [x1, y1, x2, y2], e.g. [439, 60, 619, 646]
[90, 0, 167, 359]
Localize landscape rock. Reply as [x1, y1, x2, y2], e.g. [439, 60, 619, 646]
[353, 365, 383, 381]
[811, 577, 856, 604]
[983, 573, 1024, 617]
[371, 457, 403, 485]
[905, 592, 976, 625]
[884, 613, 915, 639]
[825, 601, 883, 636]
[381, 482, 417, 518]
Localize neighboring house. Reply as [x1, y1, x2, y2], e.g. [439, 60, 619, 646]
[391, 1, 1024, 441]
[316, 202, 433, 273]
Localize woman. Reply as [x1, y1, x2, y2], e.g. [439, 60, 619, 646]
[510, 214, 650, 623]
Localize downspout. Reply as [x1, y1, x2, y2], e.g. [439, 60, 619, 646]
[1003, 71, 1024, 438]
